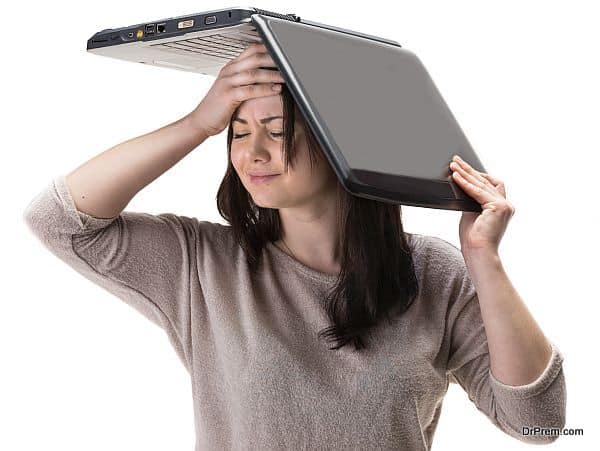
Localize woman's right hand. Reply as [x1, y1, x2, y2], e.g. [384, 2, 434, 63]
[187, 42, 286, 138]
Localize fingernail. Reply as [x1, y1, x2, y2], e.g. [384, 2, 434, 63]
[272, 84, 281, 90]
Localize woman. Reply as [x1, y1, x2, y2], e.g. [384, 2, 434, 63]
[23, 43, 566, 449]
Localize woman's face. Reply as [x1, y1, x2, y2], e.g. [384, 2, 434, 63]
[230, 95, 338, 210]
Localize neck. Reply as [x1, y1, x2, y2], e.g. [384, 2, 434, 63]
[275, 196, 341, 275]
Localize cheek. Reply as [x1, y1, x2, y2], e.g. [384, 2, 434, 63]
[230, 148, 243, 173]
[283, 157, 331, 195]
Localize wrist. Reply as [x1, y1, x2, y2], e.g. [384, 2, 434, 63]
[462, 249, 502, 270]
[183, 112, 212, 141]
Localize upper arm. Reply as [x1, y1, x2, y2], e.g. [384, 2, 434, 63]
[435, 237, 566, 444]
[23, 175, 211, 371]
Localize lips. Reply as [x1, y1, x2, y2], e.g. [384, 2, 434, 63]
[249, 174, 280, 184]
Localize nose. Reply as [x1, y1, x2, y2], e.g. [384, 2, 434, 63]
[246, 133, 274, 161]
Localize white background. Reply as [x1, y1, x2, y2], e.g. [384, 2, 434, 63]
[3, 1, 598, 450]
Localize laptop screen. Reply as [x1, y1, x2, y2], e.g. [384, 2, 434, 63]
[258, 16, 486, 208]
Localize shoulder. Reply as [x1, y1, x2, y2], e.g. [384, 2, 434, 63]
[405, 232, 463, 264]
[403, 233, 477, 323]
[143, 215, 233, 251]
[404, 232, 470, 291]
[193, 219, 239, 255]
[192, 219, 233, 245]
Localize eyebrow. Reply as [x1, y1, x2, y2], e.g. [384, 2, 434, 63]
[233, 115, 283, 125]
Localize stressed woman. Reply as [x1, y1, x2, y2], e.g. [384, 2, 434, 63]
[23, 43, 566, 450]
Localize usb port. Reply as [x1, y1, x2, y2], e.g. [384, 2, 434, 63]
[145, 23, 155, 35]
[157, 23, 166, 34]
[204, 15, 217, 25]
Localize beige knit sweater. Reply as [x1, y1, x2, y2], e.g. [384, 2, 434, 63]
[23, 175, 566, 450]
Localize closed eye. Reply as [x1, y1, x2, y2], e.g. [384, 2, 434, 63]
[233, 132, 283, 139]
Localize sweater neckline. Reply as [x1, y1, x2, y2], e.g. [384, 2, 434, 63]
[266, 241, 339, 284]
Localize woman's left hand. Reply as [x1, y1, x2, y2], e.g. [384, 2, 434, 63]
[449, 155, 515, 256]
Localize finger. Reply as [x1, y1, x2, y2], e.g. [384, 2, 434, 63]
[450, 161, 491, 192]
[219, 44, 262, 73]
[451, 161, 506, 199]
[480, 172, 501, 186]
[229, 68, 286, 87]
[481, 173, 507, 197]
[222, 46, 260, 67]
[220, 43, 269, 76]
[451, 157, 489, 186]
[232, 83, 283, 103]
[222, 52, 278, 79]
[238, 42, 267, 58]
[245, 42, 266, 51]
[451, 170, 498, 204]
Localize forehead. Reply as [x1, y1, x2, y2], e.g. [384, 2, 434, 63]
[234, 96, 283, 120]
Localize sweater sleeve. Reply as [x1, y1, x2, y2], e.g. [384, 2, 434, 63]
[22, 175, 204, 372]
[443, 248, 566, 444]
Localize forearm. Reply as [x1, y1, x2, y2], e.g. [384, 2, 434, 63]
[65, 113, 209, 219]
[462, 251, 553, 386]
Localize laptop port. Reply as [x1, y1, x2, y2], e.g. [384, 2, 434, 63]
[178, 19, 194, 29]
[157, 23, 166, 34]
[204, 15, 217, 25]
[145, 23, 155, 35]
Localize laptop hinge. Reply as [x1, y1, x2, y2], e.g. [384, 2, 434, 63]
[251, 8, 300, 22]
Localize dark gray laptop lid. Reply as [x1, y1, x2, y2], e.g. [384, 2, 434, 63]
[252, 14, 485, 212]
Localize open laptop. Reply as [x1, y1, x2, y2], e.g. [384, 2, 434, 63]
[87, 6, 486, 212]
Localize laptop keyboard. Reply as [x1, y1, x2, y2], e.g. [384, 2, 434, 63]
[149, 30, 261, 62]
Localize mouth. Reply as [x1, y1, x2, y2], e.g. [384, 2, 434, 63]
[249, 174, 280, 184]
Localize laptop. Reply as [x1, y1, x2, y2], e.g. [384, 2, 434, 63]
[87, 6, 486, 212]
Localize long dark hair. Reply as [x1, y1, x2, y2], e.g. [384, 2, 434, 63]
[216, 83, 419, 352]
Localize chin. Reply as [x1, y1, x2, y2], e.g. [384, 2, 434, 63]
[251, 196, 284, 210]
